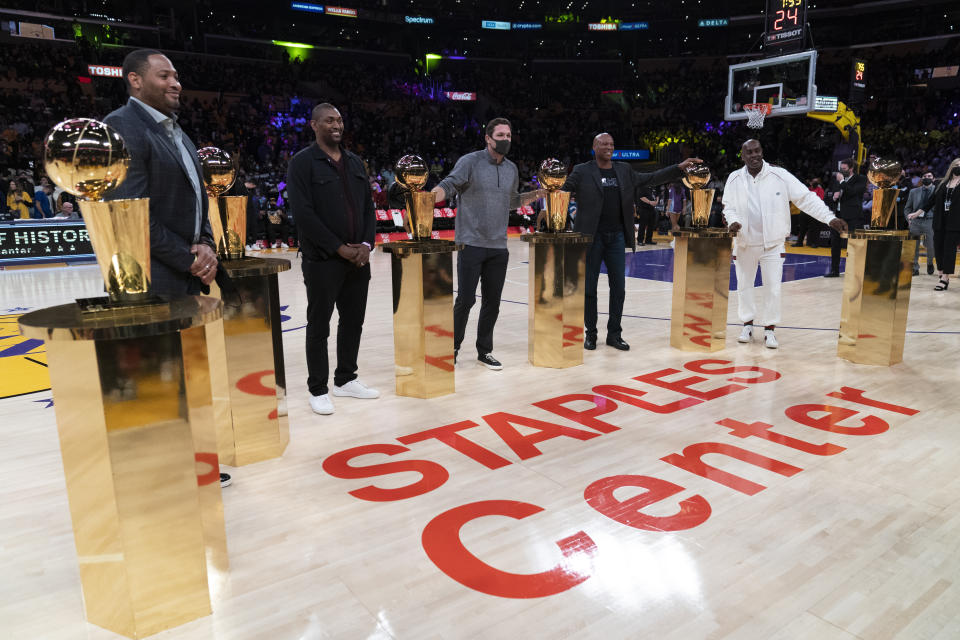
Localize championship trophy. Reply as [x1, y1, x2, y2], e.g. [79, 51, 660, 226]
[17, 119, 228, 638]
[197, 147, 291, 464]
[670, 162, 735, 351]
[837, 158, 915, 365]
[521, 158, 591, 368]
[382, 154, 459, 398]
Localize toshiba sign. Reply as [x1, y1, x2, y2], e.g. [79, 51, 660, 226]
[87, 65, 124, 78]
[444, 91, 477, 101]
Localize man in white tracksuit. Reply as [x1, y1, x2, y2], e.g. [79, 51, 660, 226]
[722, 139, 848, 349]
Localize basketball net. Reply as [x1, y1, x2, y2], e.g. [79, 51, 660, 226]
[744, 103, 772, 129]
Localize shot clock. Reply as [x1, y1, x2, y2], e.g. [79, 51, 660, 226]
[765, 0, 808, 50]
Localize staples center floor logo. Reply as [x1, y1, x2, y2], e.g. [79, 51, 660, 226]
[321, 358, 919, 599]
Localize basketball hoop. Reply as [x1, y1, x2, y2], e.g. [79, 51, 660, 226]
[744, 103, 772, 129]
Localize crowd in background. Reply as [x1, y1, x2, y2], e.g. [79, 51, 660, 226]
[1, 35, 958, 244]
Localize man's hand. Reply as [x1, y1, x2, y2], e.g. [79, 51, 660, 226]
[907, 211, 921, 221]
[832, 191, 841, 201]
[828, 218, 848, 233]
[190, 244, 218, 284]
[348, 243, 371, 267]
[431, 186, 446, 204]
[337, 244, 360, 264]
[728, 221, 742, 233]
[677, 157, 704, 171]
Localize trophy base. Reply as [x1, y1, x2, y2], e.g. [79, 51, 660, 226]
[670, 230, 735, 352]
[76, 295, 168, 315]
[838, 231, 916, 366]
[522, 232, 591, 368]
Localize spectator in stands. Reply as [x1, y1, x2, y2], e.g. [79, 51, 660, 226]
[34, 181, 54, 218]
[53, 201, 79, 220]
[6, 179, 31, 219]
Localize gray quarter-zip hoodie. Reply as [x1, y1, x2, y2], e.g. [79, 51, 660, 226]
[437, 149, 522, 249]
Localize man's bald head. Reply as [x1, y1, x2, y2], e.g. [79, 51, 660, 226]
[593, 133, 615, 164]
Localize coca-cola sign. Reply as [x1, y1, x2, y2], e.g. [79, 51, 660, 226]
[444, 91, 477, 101]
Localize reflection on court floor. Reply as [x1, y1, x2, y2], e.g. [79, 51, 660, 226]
[620, 248, 846, 289]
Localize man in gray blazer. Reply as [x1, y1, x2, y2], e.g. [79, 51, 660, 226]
[563, 132, 699, 351]
[104, 49, 228, 488]
[104, 49, 218, 298]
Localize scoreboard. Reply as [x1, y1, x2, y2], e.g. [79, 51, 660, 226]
[765, 0, 807, 50]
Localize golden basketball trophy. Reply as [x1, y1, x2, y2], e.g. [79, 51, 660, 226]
[838, 158, 916, 365]
[197, 147, 291, 464]
[17, 119, 227, 638]
[521, 158, 591, 368]
[382, 154, 459, 398]
[670, 162, 735, 351]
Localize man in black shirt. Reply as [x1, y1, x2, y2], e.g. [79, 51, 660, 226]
[286, 103, 379, 416]
[563, 133, 699, 351]
[635, 186, 659, 245]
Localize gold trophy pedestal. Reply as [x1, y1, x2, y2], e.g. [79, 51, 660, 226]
[838, 229, 916, 366]
[219, 257, 291, 465]
[522, 232, 591, 368]
[18, 296, 226, 639]
[670, 228, 736, 352]
[382, 239, 459, 398]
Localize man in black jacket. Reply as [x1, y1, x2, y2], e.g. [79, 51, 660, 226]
[827, 158, 867, 277]
[562, 132, 699, 351]
[286, 103, 379, 416]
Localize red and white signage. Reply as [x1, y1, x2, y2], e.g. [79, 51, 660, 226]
[87, 65, 123, 78]
[321, 359, 921, 599]
[445, 91, 477, 101]
[326, 6, 357, 17]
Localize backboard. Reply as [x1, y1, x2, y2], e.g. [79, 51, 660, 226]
[725, 50, 817, 121]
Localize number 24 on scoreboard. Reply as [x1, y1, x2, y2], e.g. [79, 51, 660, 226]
[766, 0, 807, 46]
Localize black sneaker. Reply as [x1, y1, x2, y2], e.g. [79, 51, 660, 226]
[928, 264, 935, 275]
[477, 353, 503, 370]
[220, 472, 232, 488]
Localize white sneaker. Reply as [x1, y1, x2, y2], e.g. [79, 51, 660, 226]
[309, 393, 335, 415]
[738, 324, 753, 343]
[764, 329, 778, 349]
[280, 242, 289, 249]
[332, 379, 380, 399]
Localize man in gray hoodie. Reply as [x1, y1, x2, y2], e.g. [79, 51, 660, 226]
[432, 117, 544, 370]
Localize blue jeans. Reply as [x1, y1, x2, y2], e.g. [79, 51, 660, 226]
[584, 230, 626, 340]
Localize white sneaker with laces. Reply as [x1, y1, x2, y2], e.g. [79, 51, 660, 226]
[764, 329, 779, 349]
[309, 393, 335, 415]
[332, 379, 380, 399]
[738, 324, 753, 343]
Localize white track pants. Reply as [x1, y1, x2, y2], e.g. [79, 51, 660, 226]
[734, 242, 784, 327]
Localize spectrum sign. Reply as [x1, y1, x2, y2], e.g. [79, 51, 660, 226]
[405, 15, 434, 24]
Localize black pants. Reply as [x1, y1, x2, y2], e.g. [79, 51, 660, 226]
[933, 226, 960, 275]
[830, 217, 865, 272]
[636, 207, 656, 244]
[302, 256, 370, 395]
[454, 245, 508, 355]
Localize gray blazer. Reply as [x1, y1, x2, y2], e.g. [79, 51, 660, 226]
[563, 160, 681, 249]
[103, 99, 213, 297]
